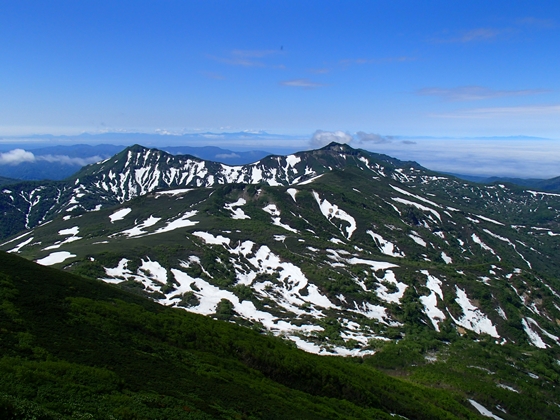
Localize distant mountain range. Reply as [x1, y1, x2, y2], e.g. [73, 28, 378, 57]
[2, 141, 560, 418]
[0, 143, 274, 181]
[451, 172, 560, 192]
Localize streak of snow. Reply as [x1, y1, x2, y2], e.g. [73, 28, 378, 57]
[350, 302, 397, 325]
[468, 400, 504, 420]
[390, 185, 441, 208]
[348, 258, 398, 270]
[472, 233, 500, 260]
[409, 233, 426, 247]
[419, 271, 446, 332]
[286, 188, 298, 201]
[140, 258, 168, 284]
[225, 198, 250, 220]
[59, 226, 79, 236]
[155, 188, 192, 196]
[36, 251, 76, 266]
[0, 231, 33, 247]
[116, 216, 162, 237]
[153, 211, 198, 234]
[451, 287, 500, 338]
[497, 384, 518, 393]
[367, 230, 404, 257]
[441, 251, 452, 264]
[193, 231, 231, 246]
[375, 270, 407, 304]
[109, 208, 132, 223]
[474, 214, 504, 226]
[297, 174, 324, 185]
[391, 197, 441, 221]
[313, 191, 357, 239]
[8, 237, 34, 253]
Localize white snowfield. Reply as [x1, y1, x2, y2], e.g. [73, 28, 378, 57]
[286, 188, 298, 201]
[390, 184, 441, 208]
[521, 317, 560, 348]
[468, 399, 504, 420]
[367, 230, 404, 257]
[152, 211, 199, 234]
[224, 198, 251, 220]
[375, 270, 408, 304]
[419, 271, 446, 332]
[36, 251, 76, 266]
[8, 237, 34, 253]
[116, 216, 162, 237]
[155, 188, 192, 196]
[109, 208, 132, 223]
[262, 203, 298, 233]
[391, 197, 441, 222]
[451, 287, 500, 338]
[59, 226, 79, 236]
[312, 191, 357, 239]
[441, 251, 452, 264]
[471, 233, 500, 260]
[409, 233, 427, 247]
[193, 231, 231, 246]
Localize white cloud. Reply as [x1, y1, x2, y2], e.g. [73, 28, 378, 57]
[0, 149, 103, 166]
[0, 149, 36, 165]
[280, 79, 324, 89]
[310, 130, 352, 147]
[37, 155, 103, 166]
[417, 86, 549, 101]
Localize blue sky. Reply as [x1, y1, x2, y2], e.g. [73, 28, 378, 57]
[1, 1, 559, 177]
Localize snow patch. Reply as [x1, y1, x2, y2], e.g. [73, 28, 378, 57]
[36, 251, 76, 266]
[313, 191, 357, 239]
[451, 287, 500, 338]
[109, 208, 132, 223]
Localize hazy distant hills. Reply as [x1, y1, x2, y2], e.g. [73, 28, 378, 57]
[452, 173, 560, 192]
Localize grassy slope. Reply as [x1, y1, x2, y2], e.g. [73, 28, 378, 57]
[0, 251, 481, 420]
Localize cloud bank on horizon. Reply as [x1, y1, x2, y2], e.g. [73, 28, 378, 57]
[0, 149, 103, 167]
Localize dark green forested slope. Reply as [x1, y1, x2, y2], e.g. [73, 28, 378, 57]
[0, 251, 483, 419]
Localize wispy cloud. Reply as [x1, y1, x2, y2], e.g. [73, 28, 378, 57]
[280, 79, 324, 89]
[310, 130, 352, 147]
[354, 131, 394, 144]
[231, 49, 279, 58]
[517, 17, 555, 28]
[209, 49, 282, 67]
[433, 27, 507, 43]
[201, 71, 225, 80]
[309, 68, 330, 74]
[417, 86, 550, 101]
[432, 104, 560, 119]
[0, 149, 103, 166]
[38, 154, 103, 166]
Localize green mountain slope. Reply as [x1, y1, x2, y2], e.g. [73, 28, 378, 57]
[0, 250, 487, 419]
